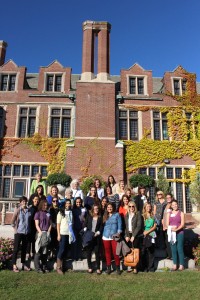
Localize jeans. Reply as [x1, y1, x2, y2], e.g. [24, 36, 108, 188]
[57, 235, 69, 260]
[170, 233, 184, 266]
[103, 239, 120, 267]
[12, 233, 28, 265]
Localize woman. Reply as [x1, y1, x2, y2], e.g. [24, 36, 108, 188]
[30, 172, 47, 196]
[166, 200, 185, 271]
[70, 179, 84, 201]
[124, 201, 142, 274]
[102, 203, 122, 275]
[105, 185, 120, 212]
[142, 202, 157, 272]
[46, 185, 59, 206]
[116, 180, 126, 200]
[56, 199, 75, 275]
[94, 178, 104, 200]
[28, 185, 46, 206]
[134, 186, 148, 214]
[84, 186, 100, 211]
[154, 190, 167, 249]
[72, 197, 87, 260]
[83, 204, 103, 274]
[107, 175, 118, 195]
[27, 195, 39, 259]
[101, 196, 108, 217]
[34, 200, 52, 273]
[162, 193, 173, 259]
[119, 194, 130, 218]
[11, 196, 31, 272]
[49, 197, 60, 259]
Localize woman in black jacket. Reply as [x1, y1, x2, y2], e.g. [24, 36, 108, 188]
[124, 201, 142, 273]
[83, 204, 103, 274]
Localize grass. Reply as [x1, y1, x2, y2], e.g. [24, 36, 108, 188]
[0, 270, 200, 300]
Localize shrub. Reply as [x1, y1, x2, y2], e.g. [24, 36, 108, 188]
[192, 236, 200, 266]
[80, 175, 106, 196]
[46, 172, 72, 187]
[0, 238, 14, 270]
[129, 174, 155, 188]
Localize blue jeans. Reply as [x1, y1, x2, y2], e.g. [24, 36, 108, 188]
[170, 233, 184, 266]
[57, 235, 69, 260]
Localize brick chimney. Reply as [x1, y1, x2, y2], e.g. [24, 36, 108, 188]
[81, 21, 111, 81]
[0, 41, 8, 66]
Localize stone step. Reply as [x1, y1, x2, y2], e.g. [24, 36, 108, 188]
[12, 256, 195, 271]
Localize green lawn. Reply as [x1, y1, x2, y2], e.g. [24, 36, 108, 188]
[0, 270, 200, 300]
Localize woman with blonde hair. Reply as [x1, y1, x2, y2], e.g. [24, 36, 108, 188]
[141, 202, 157, 272]
[124, 201, 142, 274]
[153, 190, 167, 248]
[70, 179, 84, 201]
[116, 180, 126, 200]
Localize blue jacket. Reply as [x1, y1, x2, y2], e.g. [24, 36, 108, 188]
[103, 213, 122, 239]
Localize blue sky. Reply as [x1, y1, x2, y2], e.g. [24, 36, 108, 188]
[1, 0, 200, 80]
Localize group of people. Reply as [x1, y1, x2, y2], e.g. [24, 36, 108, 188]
[11, 173, 185, 274]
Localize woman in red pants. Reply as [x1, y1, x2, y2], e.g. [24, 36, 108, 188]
[102, 203, 122, 275]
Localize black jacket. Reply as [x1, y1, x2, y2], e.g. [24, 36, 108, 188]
[134, 195, 149, 214]
[83, 214, 103, 235]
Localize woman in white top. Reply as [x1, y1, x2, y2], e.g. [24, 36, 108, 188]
[56, 199, 75, 275]
[70, 179, 84, 200]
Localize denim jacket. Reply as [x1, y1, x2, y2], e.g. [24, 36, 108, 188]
[103, 213, 122, 239]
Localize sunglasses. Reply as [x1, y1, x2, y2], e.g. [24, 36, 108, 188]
[52, 200, 58, 203]
[157, 193, 162, 196]
[129, 205, 135, 208]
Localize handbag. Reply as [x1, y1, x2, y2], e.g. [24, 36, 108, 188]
[124, 248, 140, 267]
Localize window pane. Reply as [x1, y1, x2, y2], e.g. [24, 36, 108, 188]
[119, 111, 127, 118]
[153, 120, 160, 140]
[62, 118, 70, 138]
[20, 108, 28, 115]
[176, 182, 183, 211]
[9, 75, 16, 91]
[47, 75, 53, 91]
[4, 165, 11, 176]
[13, 181, 25, 198]
[129, 111, 138, 118]
[28, 117, 36, 137]
[0, 165, 2, 177]
[3, 178, 11, 198]
[41, 166, 47, 177]
[130, 119, 138, 140]
[139, 168, 147, 175]
[119, 119, 127, 140]
[51, 117, 60, 137]
[137, 78, 144, 94]
[153, 111, 160, 119]
[129, 78, 136, 94]
[32, 166, 39, 177]
[55, 75, 62, 92]
[13, 165, 21, 176]
[175, 168, 182, 179]
[62, 109, 71, 116]
[52, 109, 61, 115]
[29, 108, 36, 116]
[149, 168, 156, 179]
[162, 120, 168, 140]
[1, 75, 8, 91]
[185, 185, 192, 213]
[166, 168, 173, 179]
[149, 186, 155, 204]
[182, 79, 187, 93]
[22, 165, 30, 176]
[174, 79, 180, 95]
[19, 117, 27, 137]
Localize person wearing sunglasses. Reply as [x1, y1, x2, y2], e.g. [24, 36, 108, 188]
[124, 201, 142, 274]
[153, 190, 167, 249]
[49, 197, 60, 259]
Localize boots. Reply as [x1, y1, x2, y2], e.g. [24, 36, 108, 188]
[116, 266, 121, 275]
[56, 258, 63, 275]
[105, 265, 111, 275]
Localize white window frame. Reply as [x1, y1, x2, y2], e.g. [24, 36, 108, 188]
[171, 77, 186, 96]
[0, 72, 18, 92]
[151, 110, 169, 141]
[47, 105, 75, 138]
[44, 72, 65, 93]
[15, 105, 40, 138]
[126, 75, 148, 96]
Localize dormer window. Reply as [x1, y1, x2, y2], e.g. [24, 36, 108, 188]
[173, 78, 187, 95]
[0, 74, 16, 91]
[46, 74, 62, 92]
[129, 77, 144, 95]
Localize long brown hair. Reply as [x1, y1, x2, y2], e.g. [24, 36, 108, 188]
[90, 204, 101, 217]
[103, 202, 116, 223]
